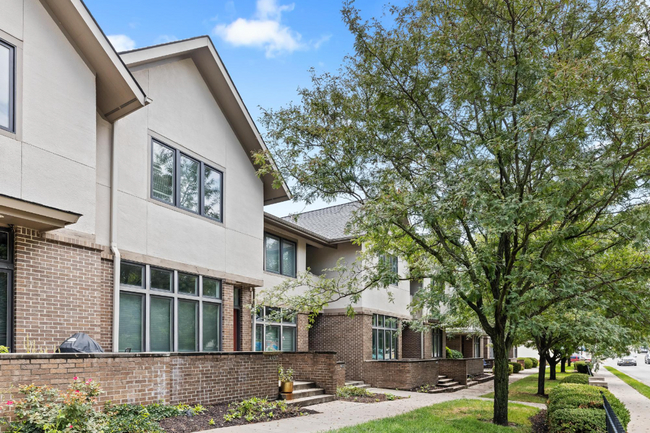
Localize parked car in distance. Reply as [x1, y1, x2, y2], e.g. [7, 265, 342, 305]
[618, 356, 637, 366]
[570, 354, 585, 362]
[645, 353, 650, 364]
[639, 347, 649, 353]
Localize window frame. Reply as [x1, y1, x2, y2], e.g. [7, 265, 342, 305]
[253, 307, 297, 352]
[118, 262, 223, 353]
[150, 138, 224, 223]
[432, 327, 443, 358]
[474, 336, 481, 358]
[0, 228, 13, 351]
[371, 314, 399, 360]
[0, 38, 15, 134]
[263, 233, 297, 278]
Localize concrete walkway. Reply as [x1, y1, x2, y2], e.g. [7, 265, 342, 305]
[198, 370, 540, 433]
[598, 367, 650, 433]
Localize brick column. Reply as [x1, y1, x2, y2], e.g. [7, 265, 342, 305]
[222, 283, 234, 352]
[297, 313, 309, 351]
[241, 287, 253, 351]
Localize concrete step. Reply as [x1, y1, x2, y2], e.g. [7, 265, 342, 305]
[292, 381, 317, 391]
[438, 378, 455, 384]
[438, 380, 460, 388]
[477, 375, 495, 384]
[467, 380, 478, 387]
[280, 387, 325, 399]
[285, 393, 336, 407]
[438, 375, 448, 380]
[345, 380, 364, 386]
[443, 384, 467, 392]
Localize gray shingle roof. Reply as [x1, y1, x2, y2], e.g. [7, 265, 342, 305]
[282, 202, 361, 242]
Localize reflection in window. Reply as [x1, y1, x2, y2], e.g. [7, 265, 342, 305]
[178, 273, 198, 295]
[254, 307, 297, 352]
[180, 155, 200, 212]
[203, 277, 221, 298]
[120, 263, 144, 288]
[264, 234, 296, 277]
[151, 268, 173, 292]
[204, 166, 222, 221]
[0, 40, 15, 132]
[152, 141, 175, 203]
[372, 314, 399, 360]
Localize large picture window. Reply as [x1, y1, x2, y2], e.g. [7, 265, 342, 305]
[372, 314, 399, 360]
[118, 262, 222, 352]
[432, 328, 443, 358]
[0, 39, 15, 133]
[0, 228, 12, 351]
[151, 138, 223, 222]
[254, 307, 297, 352]
[264, 233, 297, 277]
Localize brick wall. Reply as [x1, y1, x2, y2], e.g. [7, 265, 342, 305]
[463, 336, 474, 358]
[438, 358, 484, 385]
[363, 359, 439, 390]
[401, 327, 422, 359]
[446, 335, 462, 353]
[297, 314, 309, 352]
[13, 227, 112, 352]
[308, 313, 372, 380]
[276, 351, 344, 394]
[240, 287, 253, 351]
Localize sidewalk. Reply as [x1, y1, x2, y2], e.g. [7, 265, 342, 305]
[198, 370, 540, 433]
[598, 367, 650, 433]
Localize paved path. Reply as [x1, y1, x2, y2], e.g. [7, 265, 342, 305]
[198, 370, 540, 433]
[598, 367, 650, 433]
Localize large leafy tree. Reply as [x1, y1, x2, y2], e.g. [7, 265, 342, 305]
[256, 0, 650, 424]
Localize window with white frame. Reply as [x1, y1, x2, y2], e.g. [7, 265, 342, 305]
[372, 314, 399, 360]
[118, 262, 222, 352]
[264, 233, 296, 278]
[0, 38, 15, 133]
[432, 327, 443, 358]
[254, 307, 297, 352]
[151, 138, 223, 222]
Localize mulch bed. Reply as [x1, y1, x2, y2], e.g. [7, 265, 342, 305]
[338, 392, 404, 403]
[159, 404, 317, 432]
[530, 409, 549, 433]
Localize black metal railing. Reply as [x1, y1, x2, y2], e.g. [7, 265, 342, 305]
[587, 364, 593, 376]
[601, 391, 625, 433]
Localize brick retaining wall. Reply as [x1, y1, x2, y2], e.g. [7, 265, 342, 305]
[276, 351, 345, 394]
[363, 359, 439, 390]
[438, 358, 484, 385]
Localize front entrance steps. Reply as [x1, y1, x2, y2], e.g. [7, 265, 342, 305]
[280, 380, 336, 407]
[344, 380, 370, 389]
[436, 375, 462, 391]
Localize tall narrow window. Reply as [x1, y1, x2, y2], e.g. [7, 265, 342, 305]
[281, 240, 296, 278]
[372, 314, 399, 360]
[152, 141, 175, 203]
[474, 336, 481, 358]
[119, 293, 143, 352]
[0, 229, 11, 351]
[204, 165, 223, 222]
[202, 302, 221, 352]
[0, 39, 15, 133]
[150, 297, 172, 352]
[178, 300, 198, 352]
[264, 234, 296, 277]
[432, 328, 443, 358]
[180, 155, 200, 212]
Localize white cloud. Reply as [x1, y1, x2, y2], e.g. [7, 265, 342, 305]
[214, 0, 326, 58]
[108, 34, 136, 52]
[154, 35, 178, 45]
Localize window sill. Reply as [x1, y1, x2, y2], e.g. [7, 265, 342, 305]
[263, 270, 297, 279]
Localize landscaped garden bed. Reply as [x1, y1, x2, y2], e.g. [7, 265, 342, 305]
[336, 385, 403, 403]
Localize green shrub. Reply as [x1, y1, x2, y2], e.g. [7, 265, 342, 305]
[561, 374, 590, 385]
[510, 361, 522, 373]
[529, 357, 539, 368]
[574, 361, 590, 374]
[337, 386, 372, 398]
[224, 397, 288, 423]
[492, 364, 514, 375]
[445, 347, 463, 359]
[0, 345, 8, 354]
[517, 358, 533, 369]
[548, 384, 630, 429]
[548, 408, 606, 433]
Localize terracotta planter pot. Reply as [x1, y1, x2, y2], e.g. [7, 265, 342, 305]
[280, 381, 293, 393]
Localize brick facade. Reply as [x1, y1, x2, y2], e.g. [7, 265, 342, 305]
[363, 359, 439, 390]
[222, 283, 235, 352]
[438, 358, 484, 385]
[240, 287, 253, 351]
[277, 351, 344, 394]
[297, 314, 309, 352]
[13, 227, 112, 352]
[401, 327, 422, 359]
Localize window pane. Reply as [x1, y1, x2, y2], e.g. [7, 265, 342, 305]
[120, 263, 143, 288]
[372, 314, 378, 326]
[385, 330, 392, 359]
[391, 256, 398, 274]
[0, 231, 7, 261]
[392, 331, 398, 359]
[234, 288, 240, 307]
[265, 307, 281, 323]
[264, 325, 280, 351]
[378, 315, 384, 327]
[178, 300, 197, 352]
[282, 327, 296, 352]
[265, 235, 280, 273]
[203, 278, 221, 299]
[151, 268, 173, 292]
[204, 166, 222, 221]
[281, 240, 296, 277]
[178, 273, 198, 295]
[119, 293, 143, 352]
[150, 297, 172, 352]
[203, 303, 221, 352]
[372, 330, 377, 360]
[180, 155, 199, 212]
[0, 43, 11, 131]
[152, 141, 175, 203]
[0, 272, 7, 347]
[377, 330, 384, 360]
[255, 324, 263, 351]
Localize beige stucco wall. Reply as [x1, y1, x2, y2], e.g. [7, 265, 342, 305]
[258, 224, 309, 294]
[0, 0, 98, 235]
[95, 57, 265, 281]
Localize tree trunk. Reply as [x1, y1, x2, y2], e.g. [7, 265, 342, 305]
[548, 357, 557, 380]
[560, 357, 566, 373]
[492, 336, 510, 426]
[537, 350, 547, 396]
[567, 357, 572, 367]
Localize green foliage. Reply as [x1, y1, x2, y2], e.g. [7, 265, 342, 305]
[223, 397, 288, 423]
[574, 362, 590, 375]
[493, 364, 514, 376]
[278, 366, 294, 383]
[548, 384, 630, 430]
[336, 386, 372, 398]
[103, 402, 204, 433]
[529, 358, 538, 368]
[561, 374, 590, 385]
[385, 393, 398, 401]
[0, 346, 8, 354]
[510, 362, 522, 374]
[446, 347, 463, 359]
[518, 358, 533, 369]
[548, 408, 606, 433]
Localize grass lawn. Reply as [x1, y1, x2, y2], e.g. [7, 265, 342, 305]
[605, 366, 650, 400]
[331, 399, 539, 433]
[480, 367, 576, 404]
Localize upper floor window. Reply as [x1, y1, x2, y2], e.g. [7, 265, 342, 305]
[0, 39, 15, 133]
[264, 233, 296, 277]
[151, 139, 223, 222]
[380, 255, 399, 286]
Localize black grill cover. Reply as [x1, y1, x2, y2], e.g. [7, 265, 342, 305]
[59, 333, 104, 353]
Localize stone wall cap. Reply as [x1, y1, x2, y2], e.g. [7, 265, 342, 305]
[364, 358, 439, 364]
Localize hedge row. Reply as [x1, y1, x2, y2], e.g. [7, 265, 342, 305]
[547, 384, 630, 433]
[517, 358, 533, 369]
[510, 361, 522, 373]
[574, 361, 590, 375]
[492, 364, 514, 375]
[561, 374, 590, 385]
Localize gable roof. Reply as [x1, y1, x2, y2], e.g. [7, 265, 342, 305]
[43, 0, 147, 122]
[120, 36, 291, 205]
[281, 202, 361, 243]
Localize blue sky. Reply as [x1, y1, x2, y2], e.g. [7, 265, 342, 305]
[86, 0, 398, 216]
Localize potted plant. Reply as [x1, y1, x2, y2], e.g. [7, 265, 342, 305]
[278, 366, 294, 394]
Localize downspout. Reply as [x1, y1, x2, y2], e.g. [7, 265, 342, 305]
[110, 120, 121, 353]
